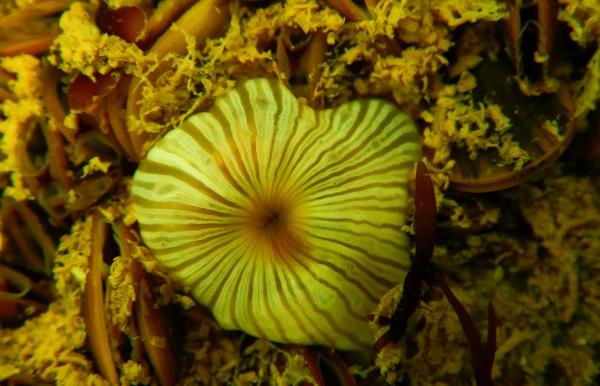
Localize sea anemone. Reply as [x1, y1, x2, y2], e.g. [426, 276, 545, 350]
[132, 77, 421, 350]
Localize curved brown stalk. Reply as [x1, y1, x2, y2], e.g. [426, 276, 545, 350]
[37, 181, 70, 224]
[135, 267, 180, 386]
[96, 3, 147, 44]
[0, 69, 15, 101]
[40, 62, 75, 143]
[0, 264, 47, 324]
[0, 264, 32, 301]
[40, 64, 73, 188]
[0, 0, 69, 56]
[321, 0, 368, 21]
[126, 0, 231, 160]
[106, 76, 138, 161]
[0, 0, 71, 27]
[1, 198, 56, 274]
[374, 161, 436, 352]
[72, 130, 122, 168]
[83, 213, 119, 385]
[0, 33, 59, 56]
[141, 0, 198, 47]
[4, 373, 53, 386]
[112, 223, 181, 386]
[293, 31, 327, 106]
[276, 35, 292, 81]
[67, 72, 121, 112]
[505, 0, 522, 73]
[537, 0, 557, 58]
[436, 274, 497, 386]
[302, 348, 357, 386]
[15, 118, 50, 179]
[0, 87, 15, 102]
[66, 170, 121, 212]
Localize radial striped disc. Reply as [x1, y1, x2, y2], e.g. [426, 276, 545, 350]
[132, 78, 421, 350]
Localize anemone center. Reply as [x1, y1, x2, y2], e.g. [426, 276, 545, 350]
[246, 194, 305, 262]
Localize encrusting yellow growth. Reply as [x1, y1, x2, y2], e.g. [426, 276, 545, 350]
[133, 77, 421, 350]
[0, 55, 44, 201]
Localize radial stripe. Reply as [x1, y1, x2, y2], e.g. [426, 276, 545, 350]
[305, 230, 409, 270]
[300, 251, 380, 303]
[287, 259, 370, 348]
[260, 261, 289, 341]
[136, 159, 242, 209]
[290, 102, 389, 191]
[277, 263, 331, 345]
[315, 243, 396, 289]
[211, 100, 259, 194]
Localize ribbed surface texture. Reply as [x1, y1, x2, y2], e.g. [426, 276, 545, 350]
[132, 78, 421, 350]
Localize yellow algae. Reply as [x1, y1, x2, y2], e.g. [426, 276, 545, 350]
[105, 0, 147, 8]
[433, 0, 506, 27]
[456, 70, 476, 93]
[0, 55, 43, 98]
[0, 364, 20, 381]
[119, 360, 152, 386]
[559, 0, 600, 45]
[50, 2, 102, 77]
[574, 48, 600, 120]
[50, 2, 147, 78]
[0, 56, 44, 201]
[80, 156, 112, 177]
[106, 255, 136, 332]
[423, 85, 530, 184]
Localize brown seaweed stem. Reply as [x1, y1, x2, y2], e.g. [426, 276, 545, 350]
[0, 0, 71, 27]
[276, 35, 292, 81]
[373, 161, 497, 385]
[83, 212, 119, 385]
[321, 0, 368, 22]
[294, 31, 327, 107]
[504, 0, 522, 73]
[0, 264, 48, 324]
[435, 274, 497, 386]
[141, 0, 198, 48]
[3, 373, 53, 386]
[135, 267, 180, 386]
[40, 63, 74, 187]
[536, 0, 557, 58]
[15, 118, 50, 179]
[67, 72, 121, 112]
[374, 161, 436, 352]
[114, 223, 181, 386]
[0, 34, 59, 56]
[106, 75, 138, 161]
[302, 348, 357, 386]
[126, 0, 231, 160]
[0, 87, 15, 102]
[1, 198, 56, 274]
[96, 3, 147, 44]
[0, 0, 69, 56]
[39, 73, 70, 124]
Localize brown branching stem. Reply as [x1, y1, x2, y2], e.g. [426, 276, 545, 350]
[436, 273, 497, 386]
[373, 161, 436, 351]
[374, 161, 497, 386]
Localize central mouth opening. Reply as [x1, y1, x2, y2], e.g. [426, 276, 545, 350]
[261, 210, 283, 232]
[245, 194, 306, 262]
